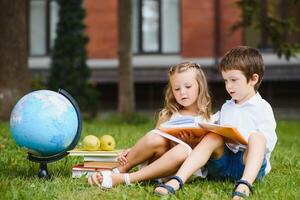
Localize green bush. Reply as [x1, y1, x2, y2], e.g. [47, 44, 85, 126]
[30, 75, 47, 91]
[48, 0, 99, 117]
[101, 113, 151, 125]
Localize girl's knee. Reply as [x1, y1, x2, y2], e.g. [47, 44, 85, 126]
[203, 133, 224, 146]
[201, 133, 224, 159]
[172, 144, 189, 163]
[144, 131, 169, 149]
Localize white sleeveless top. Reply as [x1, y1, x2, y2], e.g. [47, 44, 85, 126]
[152, 112, 219, 178]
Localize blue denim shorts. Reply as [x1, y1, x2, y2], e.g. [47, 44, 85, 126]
[206, 145, 267, 181]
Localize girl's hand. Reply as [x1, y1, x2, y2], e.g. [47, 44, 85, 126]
[178, 131, 195, 144]
[178, 131, 204, 148]
[117, 148, 131, 166]
[88, 172, 102, 187]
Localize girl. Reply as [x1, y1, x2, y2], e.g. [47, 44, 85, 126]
[88, 62, 213, 188]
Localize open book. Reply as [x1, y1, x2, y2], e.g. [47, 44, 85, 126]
[159, 116, 247, 145]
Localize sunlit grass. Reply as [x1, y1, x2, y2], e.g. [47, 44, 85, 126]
[0, 117, 299, 199]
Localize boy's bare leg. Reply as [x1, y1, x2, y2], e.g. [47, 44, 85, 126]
[232, 132, 266, 200]
[117, 131, 170, 173]
[155, 133, 224, 194]
[90, 144, 190, 186]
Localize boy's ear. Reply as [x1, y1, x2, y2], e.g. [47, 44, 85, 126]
[250, 74, 259, 85]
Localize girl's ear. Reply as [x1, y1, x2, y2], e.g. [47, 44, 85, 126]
[250, 74, 259, 86]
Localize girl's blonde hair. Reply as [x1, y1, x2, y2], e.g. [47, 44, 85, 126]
[157, 62, 211, 126]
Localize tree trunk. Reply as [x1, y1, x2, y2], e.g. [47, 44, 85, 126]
[259, 0, 268, 48]
[0, 0, 30, 120]
[117, 0, 135, 116]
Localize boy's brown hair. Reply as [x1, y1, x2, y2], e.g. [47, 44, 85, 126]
[219, 46, 265, 91]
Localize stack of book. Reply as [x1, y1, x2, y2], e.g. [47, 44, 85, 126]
[68, 149, 122, 178]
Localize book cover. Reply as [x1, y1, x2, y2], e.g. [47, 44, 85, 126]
[72, 170, 96, 178]
[68, 149, 122, 157]
[71, 165, 109, 178]
[83, 161, 119, 169]
[159, 116, 247, 145]
[83, 156, 118, 162]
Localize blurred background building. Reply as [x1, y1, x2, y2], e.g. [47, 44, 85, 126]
[27, 0, 300, 117]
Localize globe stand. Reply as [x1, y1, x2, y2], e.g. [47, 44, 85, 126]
[38, 163, 49, 179]
[27, 151, 69, 179]
[27, 89, 82, 179]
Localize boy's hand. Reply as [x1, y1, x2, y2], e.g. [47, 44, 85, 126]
[117, 148, 131, 166]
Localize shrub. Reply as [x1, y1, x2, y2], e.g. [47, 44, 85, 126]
[48, 0, 99, 117]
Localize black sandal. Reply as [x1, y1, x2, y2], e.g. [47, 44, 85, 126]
[232, 179, 253, 199]
[154, 175, 184, 195]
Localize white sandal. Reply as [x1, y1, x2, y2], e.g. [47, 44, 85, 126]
[96, 171, 131, 189]
[112, 168, 120, 174]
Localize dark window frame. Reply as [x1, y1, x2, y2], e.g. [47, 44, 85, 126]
[136, 0, 180, 55]
[27, 0, 57, 57]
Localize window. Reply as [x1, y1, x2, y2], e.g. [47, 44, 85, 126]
[132, 0, 180, 54]
[28, 0, 180, 56]
[28, 0, 59, 56]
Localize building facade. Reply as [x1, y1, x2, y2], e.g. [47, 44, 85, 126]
[27, 0, 300, 115]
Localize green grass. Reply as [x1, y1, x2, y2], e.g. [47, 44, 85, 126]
[0, 117, 299, 200]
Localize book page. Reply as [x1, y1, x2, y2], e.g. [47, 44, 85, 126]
[158, 126, 209, 137]
[199, 122, 247, 145]
[198, 122, 231, 129]
[159, 121, 247, 145]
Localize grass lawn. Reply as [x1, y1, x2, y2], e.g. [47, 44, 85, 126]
[0, 116, 299, 200]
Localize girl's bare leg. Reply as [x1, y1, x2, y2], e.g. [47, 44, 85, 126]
[117, 131, 170, 173]
[155, 133, 224, 194]
[129, 143, 190, 182]
[90, 144, 190, 187]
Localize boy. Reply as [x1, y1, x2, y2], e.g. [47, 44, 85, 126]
[155, 46, 277, 199]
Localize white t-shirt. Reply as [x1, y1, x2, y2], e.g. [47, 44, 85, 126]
[220, 92, 277, 174]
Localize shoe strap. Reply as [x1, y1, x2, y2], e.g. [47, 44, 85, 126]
[232, 191, 248, 199]
[157, 183, 175, 194]
[100, 171, 113, 189]
[235, 179, 253, 193]
[112, 168, 120, 174]
[124, 173, 131, 185]
[170, 175, 184, 189]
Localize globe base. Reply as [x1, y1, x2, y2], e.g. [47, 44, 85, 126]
[27, 151, 68, 179]
[38, 163, 50, 179]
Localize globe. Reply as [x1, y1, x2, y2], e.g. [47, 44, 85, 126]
[10, 89, 80, 157]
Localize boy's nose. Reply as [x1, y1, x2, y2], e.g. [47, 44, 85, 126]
[226, 83, 232, 89]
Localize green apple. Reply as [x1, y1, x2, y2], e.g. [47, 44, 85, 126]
[99, 135, 116, 151]
[83, 135, 100, 151]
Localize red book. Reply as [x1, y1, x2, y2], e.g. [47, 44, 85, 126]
[83, 161, 119, 169]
